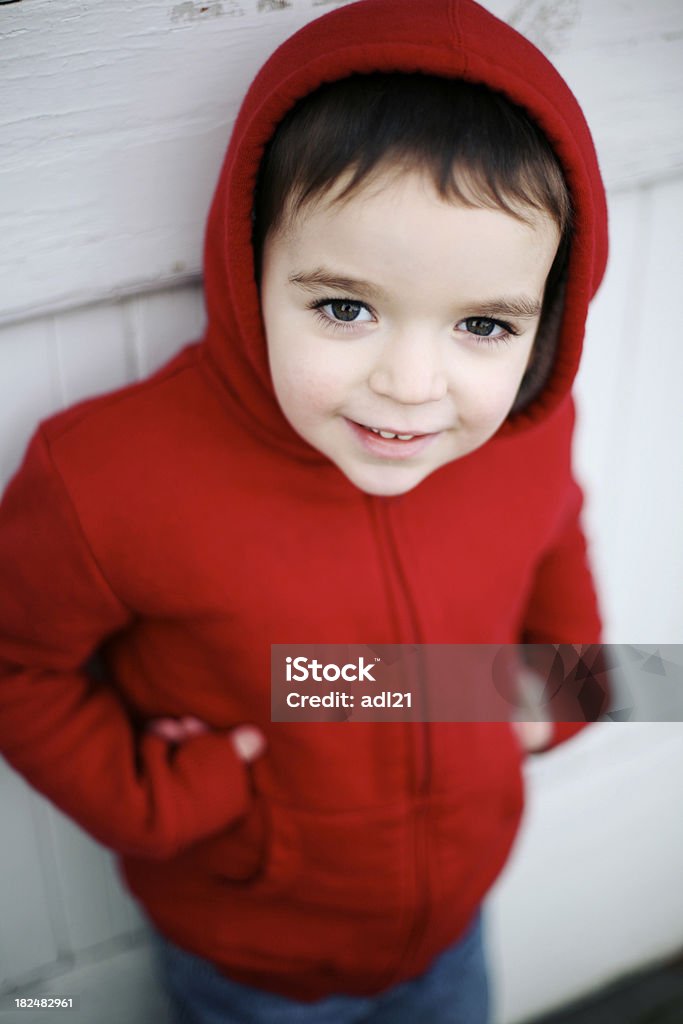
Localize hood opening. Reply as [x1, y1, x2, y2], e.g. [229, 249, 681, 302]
[200, 0, 608, 460]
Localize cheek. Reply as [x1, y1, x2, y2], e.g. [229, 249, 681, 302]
[268, 336, 345, 420]
[457, 354, 530, 423]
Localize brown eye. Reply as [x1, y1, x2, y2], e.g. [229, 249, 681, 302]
[454, 316, 515, 346]
[465, 317, 497, 336]
[329, 300, 364, 322]
[311, 298, 374, 331]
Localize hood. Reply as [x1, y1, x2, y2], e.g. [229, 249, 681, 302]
[201, 0, 608, 464]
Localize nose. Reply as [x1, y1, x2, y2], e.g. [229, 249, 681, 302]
[368, 329, 448, 405]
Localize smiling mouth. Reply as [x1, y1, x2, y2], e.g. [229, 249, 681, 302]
[355, 422, 433, 441]
[345, 418, 442, 459]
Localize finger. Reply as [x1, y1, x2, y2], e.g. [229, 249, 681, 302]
[180, 716, 210, 736]
[512, 720, 553, 750]
[230, 725, 267, 762]
[147, 718, 185, 741]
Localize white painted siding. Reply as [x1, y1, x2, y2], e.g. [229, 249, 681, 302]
[1, 0, 682, 323]
[576, 178, 683, 644]
[1, 1, 682, 1022]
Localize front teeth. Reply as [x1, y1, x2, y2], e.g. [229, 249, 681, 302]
[369, 427, 416, 441]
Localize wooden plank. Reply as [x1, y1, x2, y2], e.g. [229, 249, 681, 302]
[0, 317, 63, 490]
[3, 943, 171, 1024]
[41, 809, 142, 954]
[497, 0, 683, 192]
[132, 284, 206, 377]
[572, 189, 645, 642]
[600, 177, 683, 640]
[489, 722, 683, 1023]
[99, 853, 147, 937]
[0, 766, 59, 987]
[1, 0, 681, 322]
[0, 285, 206, 492]
[52, 304, 137, 407]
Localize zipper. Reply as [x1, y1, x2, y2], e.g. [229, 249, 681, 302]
[375, 502, 431, 793]
[366, 496, 432, 982]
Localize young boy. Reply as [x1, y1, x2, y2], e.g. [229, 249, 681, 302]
[0, 0, 608, 1021]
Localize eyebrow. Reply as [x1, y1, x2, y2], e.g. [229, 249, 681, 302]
[289, 269, 390, 302]
[288, 267, 543, 319]
[466, 296, 543, 319]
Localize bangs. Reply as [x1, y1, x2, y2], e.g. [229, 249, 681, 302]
[253, 72, 572, 262]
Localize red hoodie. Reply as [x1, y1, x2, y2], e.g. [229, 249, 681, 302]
[0, 0, 608, 1002]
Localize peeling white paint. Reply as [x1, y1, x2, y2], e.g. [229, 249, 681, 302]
[508, 0, 580, 54]
[170, 0, 243, 22]
[0, 0, 681, 321]
[257, 0, 293, 11]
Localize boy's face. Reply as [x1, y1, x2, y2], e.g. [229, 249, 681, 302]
[260, 169, 560, 496]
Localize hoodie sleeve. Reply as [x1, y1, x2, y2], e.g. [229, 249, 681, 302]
[519, 475, 609, 753]
[0, 427, 251, 859]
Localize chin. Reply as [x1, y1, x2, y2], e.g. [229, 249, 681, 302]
[342, 462, 434, 497]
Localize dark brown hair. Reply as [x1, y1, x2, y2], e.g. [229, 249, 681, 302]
[252, 73, 573, 413]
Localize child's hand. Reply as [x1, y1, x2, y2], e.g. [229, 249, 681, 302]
[146, 717, 267, 762]
[511, 665, 555, 751]
[511, 719, 554, 752]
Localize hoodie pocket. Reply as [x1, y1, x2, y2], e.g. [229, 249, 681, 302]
[265, 803, 414, 916]
[191, 802, 415, 981]
[194, 799, 414, 914]
[191, 794, 301, 895]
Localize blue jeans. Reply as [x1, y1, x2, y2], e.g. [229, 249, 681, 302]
[149, 908, 490, 1023]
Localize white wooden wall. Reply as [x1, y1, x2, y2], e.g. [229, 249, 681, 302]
[1, 2, 682, 1023]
